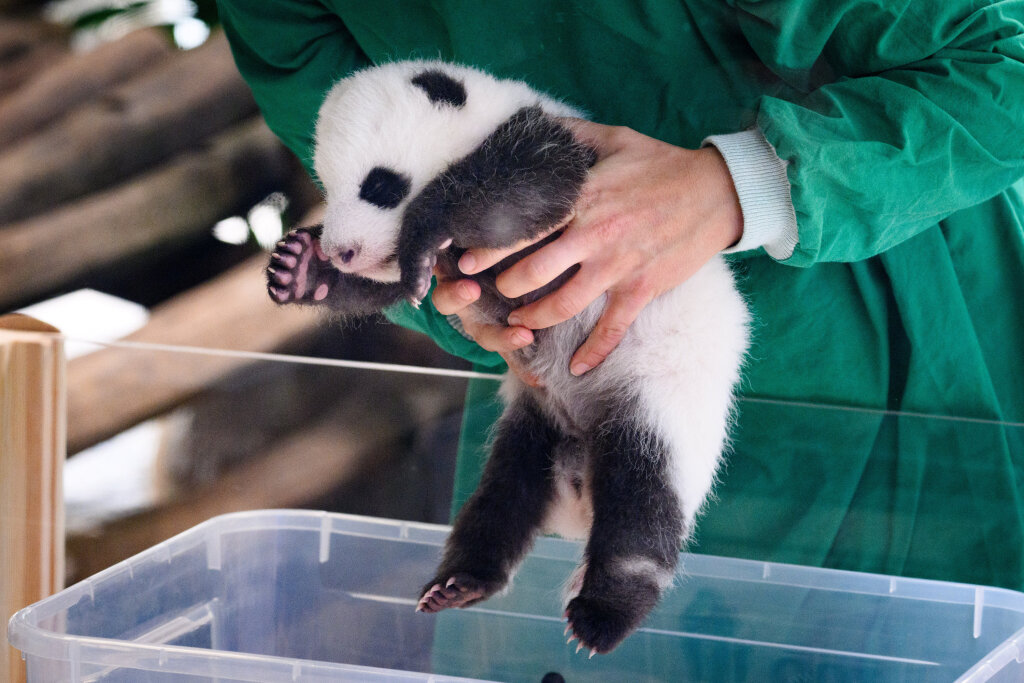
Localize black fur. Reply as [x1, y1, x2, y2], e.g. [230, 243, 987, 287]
[411, 69, 468, 107]
[267, 104, 682, 654]
[418, 391, 562, 612]
[565, 412, 684, 653]
[399, 106, 597, 306]
[268, 107, 595, 314]
[359, 166, 411, 209]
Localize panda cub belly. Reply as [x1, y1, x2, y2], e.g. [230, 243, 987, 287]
[266, 60, 750, 656]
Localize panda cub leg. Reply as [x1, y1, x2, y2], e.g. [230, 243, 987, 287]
[565, 411, 684, 655]
[417, 385, 561, 612]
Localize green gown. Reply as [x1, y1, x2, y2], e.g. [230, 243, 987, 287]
[217, 0, 1024, 590]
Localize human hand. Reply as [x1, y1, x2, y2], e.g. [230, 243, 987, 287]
[455, 119, 744, 375]
[430, 269, 544, 387]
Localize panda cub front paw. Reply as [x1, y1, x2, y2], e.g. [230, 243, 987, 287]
[267, 227, 336, 305]
[403, 236, 453, 308]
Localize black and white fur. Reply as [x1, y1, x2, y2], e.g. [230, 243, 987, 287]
[267, 61, 750, 655]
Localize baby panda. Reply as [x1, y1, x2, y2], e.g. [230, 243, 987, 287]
[267, 61, 750, 655]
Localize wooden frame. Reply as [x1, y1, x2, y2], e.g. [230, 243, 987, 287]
[1, 315, 65, 683]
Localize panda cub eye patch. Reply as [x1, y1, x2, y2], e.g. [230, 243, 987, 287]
[359, 166, 411, 209]
[411, 70, 467, 108]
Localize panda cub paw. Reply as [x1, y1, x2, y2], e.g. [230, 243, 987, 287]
[403, 237, 453, 308]
[415, 570, 502, 613]
[267, 228, 336, 305]
[565, 594, 640, 657]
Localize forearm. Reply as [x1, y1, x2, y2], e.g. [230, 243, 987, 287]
[731, 0, 1024, 266]
[703, 128, 798, 260]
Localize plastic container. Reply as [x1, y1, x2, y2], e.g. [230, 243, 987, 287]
[9, 510, 1024, 682]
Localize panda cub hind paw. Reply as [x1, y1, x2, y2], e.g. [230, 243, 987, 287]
[415, 572, 501, 613]
[267, 228, 333, 304]
[564, 594, 641, 657]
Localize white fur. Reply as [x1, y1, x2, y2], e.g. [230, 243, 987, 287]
[540, 463, 593, 540]
[314, 61, 580, 278]
[517, 257, 749, 538]
[314, 61, 750, 582]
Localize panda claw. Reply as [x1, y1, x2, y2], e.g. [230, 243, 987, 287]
[279, 239, 302, 255]
[267, 226, 338, 306]
[269, 268, 292, 286]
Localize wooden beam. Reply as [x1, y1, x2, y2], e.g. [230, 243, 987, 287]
[0, 118, 298, 311]
[0, 315, 64, 683]
[0, 28, 173, 147]
[0, 30, 256, 224]
[65, 251, 320, 455]
[0, 18, 68, 98]
[66, 369, 464, 581]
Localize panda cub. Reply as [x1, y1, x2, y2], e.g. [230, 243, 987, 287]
[267, 61, 750, 655]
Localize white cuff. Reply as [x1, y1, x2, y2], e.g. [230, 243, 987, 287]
[446, 313, 476, 342]
[702, 128, 798, 260]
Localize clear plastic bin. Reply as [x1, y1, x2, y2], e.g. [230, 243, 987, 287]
[9, 509, 1024, 682]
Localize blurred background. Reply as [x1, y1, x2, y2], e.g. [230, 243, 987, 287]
[0, 0, 472, 585]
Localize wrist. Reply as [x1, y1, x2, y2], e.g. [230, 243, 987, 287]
[696, 146, 744, 253]
[702, 128, 798, 259]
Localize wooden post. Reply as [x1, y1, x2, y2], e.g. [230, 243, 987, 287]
[1, 315, 65, 683]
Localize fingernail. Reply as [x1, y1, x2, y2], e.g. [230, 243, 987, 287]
[513, 329, 532, 345]
[507, 314, 522, 327]
[456, 281, 473, 300]
[459, 253, 476, 273]
[570, 362, 590, 376]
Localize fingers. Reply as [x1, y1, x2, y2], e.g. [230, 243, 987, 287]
[432, 273, 534, 353]
[432, 273, 540, 385]
[465, 318, 535, 355]
[569, 286, 651, 376]
[431, 276, 480, 315]
[508, 270, 651, 375]
[495, 229, 585, 299]
[458, 210, 575, 275]
[506, 263, 614, 330]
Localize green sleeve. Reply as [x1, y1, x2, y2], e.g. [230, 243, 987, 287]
[216, 0, 369, 177]
[383, 297, 508, 371]
[731, 0, 1024, 267]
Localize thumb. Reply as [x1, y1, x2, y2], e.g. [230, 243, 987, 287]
[557, 117, 619, 155]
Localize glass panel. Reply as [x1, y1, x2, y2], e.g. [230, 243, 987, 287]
[5, 328, 1024, 682]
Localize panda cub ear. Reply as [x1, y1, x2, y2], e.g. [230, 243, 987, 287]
[360, 166, 411, 209]
[411, 69, 467, 108]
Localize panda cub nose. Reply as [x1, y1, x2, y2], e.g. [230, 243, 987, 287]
[339, 247, 358, 264]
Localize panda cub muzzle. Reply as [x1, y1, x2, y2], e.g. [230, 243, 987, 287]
[266, 60, 750, 656]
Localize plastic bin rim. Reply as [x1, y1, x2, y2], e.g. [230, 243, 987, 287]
[4, 510, 490, 681]
[10, 509, 1024, 679]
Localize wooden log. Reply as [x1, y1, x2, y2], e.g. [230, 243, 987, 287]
[65, 367, 461, 581]
[0, 118, 296, 311]
[0, 30, 256, 225]
[67, 417, 384, 581]
[0, 18, 68, 97]
[0, 28, 173, 148]
[0, 0, 49, 12]
[0, 315, 64, 683]
[64, 251, 320, 454]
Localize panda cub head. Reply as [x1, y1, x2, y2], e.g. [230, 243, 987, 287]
[312, 61, 581, 282]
